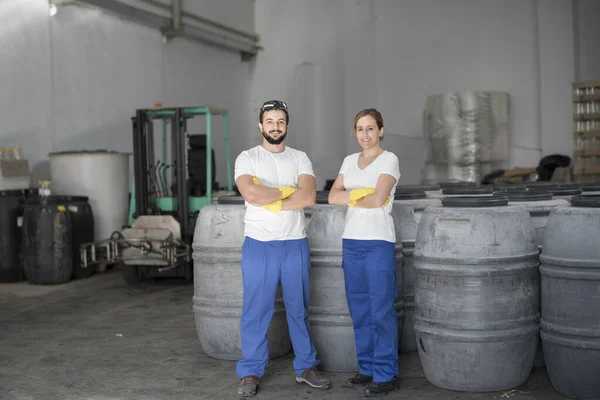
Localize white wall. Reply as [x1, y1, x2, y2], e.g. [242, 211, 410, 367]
[0, 0, 252, 188]
[249, 1, 348, 189]
[537, 0, 574, 158]
[574, 0, 600, 81]
[252, 0, 576, 185]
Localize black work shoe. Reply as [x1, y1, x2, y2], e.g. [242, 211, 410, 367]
[363, 376, 398, 397]
[237, 375, 259, 397]
[345, 374, 373, 385]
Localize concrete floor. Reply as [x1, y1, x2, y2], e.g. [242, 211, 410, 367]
[0, 268, 568, 400]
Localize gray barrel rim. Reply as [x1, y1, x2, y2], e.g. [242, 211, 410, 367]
[555, 182, 600, 191]
[493, 191, 553, 202]
[394, 191, 427, 200]
[442, 186, 494, 195]
[570, 194, 600, 208]
[579, 183, 600, 192]
[398, 184, 440, 191]
[217, 195, 245, 205]
[549, 188, 582, 196]
[493, 183, 527, 190]
[437, 181, 478, 188]
[442, 196, 509, 207]
[525, 182, 559, 189]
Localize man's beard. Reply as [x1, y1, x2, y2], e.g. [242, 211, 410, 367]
[262, 130, 287, 145]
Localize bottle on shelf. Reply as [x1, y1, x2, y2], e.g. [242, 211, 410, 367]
[38, 180, 52, 197]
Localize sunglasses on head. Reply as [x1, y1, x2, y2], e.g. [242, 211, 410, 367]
[261, 100, 288, 110]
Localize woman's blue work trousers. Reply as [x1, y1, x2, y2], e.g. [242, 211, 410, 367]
[342, 239, 399, 383]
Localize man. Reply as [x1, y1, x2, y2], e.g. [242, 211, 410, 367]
[234, 100, 331, 397]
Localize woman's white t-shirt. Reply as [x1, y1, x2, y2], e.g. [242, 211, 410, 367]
[339, 150, 401, 243]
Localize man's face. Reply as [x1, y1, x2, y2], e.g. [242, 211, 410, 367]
[259, 109, 287, 145]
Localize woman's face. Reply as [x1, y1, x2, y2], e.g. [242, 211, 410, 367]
[355, 115, 383, 150]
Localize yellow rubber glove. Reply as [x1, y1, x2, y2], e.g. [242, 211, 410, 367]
[252, 177, 284, 213]
[349, 187, 375, 201]
[279, 186, 297, 199]
[347, 187, 375, 207]
[348, 191, 391, 207]
[262, 200, 282, 214]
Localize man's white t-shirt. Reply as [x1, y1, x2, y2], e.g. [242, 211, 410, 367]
[234, 145, 314, 242]
[339, 150, 401, 243]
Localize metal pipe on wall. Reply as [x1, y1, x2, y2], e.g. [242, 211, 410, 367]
[172, 0, 181, 31]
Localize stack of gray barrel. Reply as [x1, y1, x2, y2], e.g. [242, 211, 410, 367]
[392, 188, 441, 352]
[539, 194, 600, 399]
[191, 195, 291, 360]
[305, 191, 404, 371]
[492, 188, 569, 368]
[413, 196, 540, 391]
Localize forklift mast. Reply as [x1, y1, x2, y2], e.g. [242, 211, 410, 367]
[80, 106, 234, 275]
[131, 106, 233, 243]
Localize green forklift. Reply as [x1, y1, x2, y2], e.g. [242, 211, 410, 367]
[81, 106, 234, 283]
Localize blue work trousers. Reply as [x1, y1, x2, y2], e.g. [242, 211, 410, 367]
[342, 239, 399, 382]
[236, 237, 318, 378]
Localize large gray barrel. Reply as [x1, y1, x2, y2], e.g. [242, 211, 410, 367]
[493, 191, 569, 250]
[191, 195, 291, 360]
[539, 195, 600, 399]
[414, 196, 540, 392]
[393, 190, 441, 352]
[493, 190, 569, 369]
[306, 195, 403, 371]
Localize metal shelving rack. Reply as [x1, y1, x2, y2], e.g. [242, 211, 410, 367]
[573, 81, 600, 183]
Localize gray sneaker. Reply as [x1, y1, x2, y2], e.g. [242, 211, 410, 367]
[237, 375, 259, 397]
[295, 366, 332, 389]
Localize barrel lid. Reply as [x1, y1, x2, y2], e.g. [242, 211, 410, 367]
[570, 195, 600, 208]
[437, 181, 478, 188]
[0, 189, 26, 197]
[493, 191, 553, 202]
[48, 149, 131, 156]
[557, 183, 582, 189]
[577, 183, 600, 192]
[394, 191, 427, 200]
[217, 195, 245, 205]
[525, 182, 559, 189]
[442, 196, 509, 207]
[442, 186, 494, 195]
[493, 183, 527, 190]
[397, 184, 440, 191]
[316, 191, 330, 204]
[53, 195, 89, 202]
[546, 188, 582, 196]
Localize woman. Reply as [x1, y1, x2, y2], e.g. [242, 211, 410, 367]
[328, 108, 400, 396]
